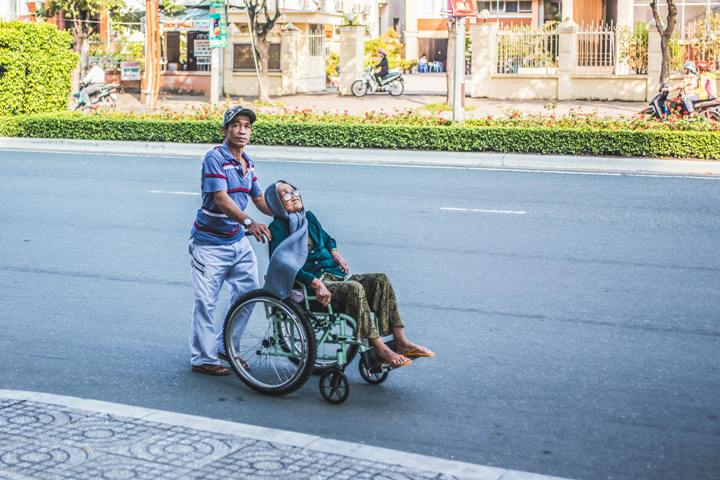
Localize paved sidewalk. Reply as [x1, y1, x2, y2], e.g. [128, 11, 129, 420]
[0, 390, 570, 480]
[2, 138, 719, 177]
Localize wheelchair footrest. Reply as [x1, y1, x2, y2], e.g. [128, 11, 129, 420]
[360, 348, 394, 374]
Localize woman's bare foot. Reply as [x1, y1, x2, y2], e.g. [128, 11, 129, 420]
[395, 340, 435, 358]
[372, 340, 412, 367]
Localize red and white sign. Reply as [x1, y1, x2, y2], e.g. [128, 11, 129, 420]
[448, 0, 478, 16]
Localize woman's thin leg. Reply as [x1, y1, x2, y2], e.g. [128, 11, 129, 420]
[348, 273, 403, 337]
[326, 277, 411, 367]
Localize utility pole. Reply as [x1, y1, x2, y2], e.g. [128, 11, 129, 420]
[210, 48, 220, 104]
[142, 0, 161, 107]
[451, 16, 465, 122]
[209, 0, 228, 105]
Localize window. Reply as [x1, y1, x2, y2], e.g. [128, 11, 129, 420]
[308, 24, 324, 56]
[478, 0, 532, 14]
[233, 43, 281, 71]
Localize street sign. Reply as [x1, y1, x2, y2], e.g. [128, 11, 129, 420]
[194, 39, 211, 58]
[447, 0, 478, 16]
[209, 0, 228, 48]
[120, 61, 142, 81]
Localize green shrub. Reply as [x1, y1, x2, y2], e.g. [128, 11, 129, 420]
[1, 113, 719, 159]
[0, 21, 78, 115]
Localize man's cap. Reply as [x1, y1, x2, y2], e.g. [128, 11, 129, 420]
[223, 105, 257, 127]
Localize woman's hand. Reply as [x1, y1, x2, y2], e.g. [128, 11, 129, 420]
[311, 278, 332, 307]
[331, 250, 349, 273]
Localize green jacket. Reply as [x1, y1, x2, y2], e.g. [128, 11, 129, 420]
[268, 211, 344, 287]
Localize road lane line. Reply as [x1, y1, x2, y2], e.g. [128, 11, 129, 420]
[150, 190, 199, 196]
[441, 207, 527, 215]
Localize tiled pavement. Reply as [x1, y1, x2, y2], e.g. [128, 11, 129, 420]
[0, 391, 572, 480]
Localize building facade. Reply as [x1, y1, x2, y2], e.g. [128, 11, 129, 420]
[396, 0, 720, 62]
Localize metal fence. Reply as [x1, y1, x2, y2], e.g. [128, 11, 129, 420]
[496, 30, 559, 74]
[301, 31, 324, 57]
[576, 24, 616, 74]
[673, 15, 720, 72]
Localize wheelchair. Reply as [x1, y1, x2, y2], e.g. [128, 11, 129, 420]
[221, 284, 395, 404]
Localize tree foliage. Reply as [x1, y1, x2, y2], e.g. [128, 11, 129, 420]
[364, 28, 403, 69]
[0, 21, 78, 114]
[44, 0, 125, 51]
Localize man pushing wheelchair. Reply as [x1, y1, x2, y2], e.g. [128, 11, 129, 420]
[189, 105, 433, 402]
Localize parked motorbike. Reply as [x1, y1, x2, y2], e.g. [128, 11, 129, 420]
[351, 68, 404, 97]
[72, 83, 119, 111]
[642, 83, 720, 121]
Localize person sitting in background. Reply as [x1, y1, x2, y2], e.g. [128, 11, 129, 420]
[374, 48, 390, 86]
[266, 181, 434, 368]
[80, 61, 105, 107]
[675, 61, 701, 115]
[418, 54, 428, 73]
[696, 61, 717, 99]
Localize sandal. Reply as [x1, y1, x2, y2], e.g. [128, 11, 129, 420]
[376, 351, 412, 368]
[397, 346, 435, 359]
[386, 355, 412, 368]
[191, 364, 230, 376]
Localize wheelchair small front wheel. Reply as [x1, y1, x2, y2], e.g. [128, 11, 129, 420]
[358, 356, 388, 385]
[319, 369, 350, 404]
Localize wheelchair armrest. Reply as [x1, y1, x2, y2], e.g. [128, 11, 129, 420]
[293, 281, 335, 314]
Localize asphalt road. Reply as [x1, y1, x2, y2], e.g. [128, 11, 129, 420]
[0, 148, 719, 480]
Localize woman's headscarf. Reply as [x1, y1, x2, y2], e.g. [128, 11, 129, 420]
[263, 180, 308, 299]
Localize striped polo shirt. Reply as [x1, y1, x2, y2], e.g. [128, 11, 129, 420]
[191, 142, 263, 246]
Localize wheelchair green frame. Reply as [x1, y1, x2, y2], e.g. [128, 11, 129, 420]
[292, 282, 370, 370]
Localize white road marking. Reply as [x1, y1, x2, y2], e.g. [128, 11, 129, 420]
[441, 207, 527, 215]
[149, 190, 199, 196]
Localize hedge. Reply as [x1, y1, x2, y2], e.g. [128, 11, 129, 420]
[0, 22, 78, 115]
[1, 113, 719, 159]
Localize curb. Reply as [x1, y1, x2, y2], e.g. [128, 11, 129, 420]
[1, 137, 719, 177]
[0, 389, 572, 480]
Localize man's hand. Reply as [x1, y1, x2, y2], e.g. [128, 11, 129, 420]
[331, 250, 349, 273]
[311, 278, 332, 307]
[247, 221, 271, 243]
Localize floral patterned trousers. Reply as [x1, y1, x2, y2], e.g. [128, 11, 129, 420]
[322, 272, 404, 340]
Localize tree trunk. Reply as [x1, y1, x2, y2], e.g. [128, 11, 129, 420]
[255, 37, 271, 102]
[71, 25, 85, 91]
[660, 35, 670, 83]
[650, 0, 677, 84]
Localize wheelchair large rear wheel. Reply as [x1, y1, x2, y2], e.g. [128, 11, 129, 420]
[223, 290, 315, 396]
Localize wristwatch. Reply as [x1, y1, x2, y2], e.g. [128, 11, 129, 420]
[242, 217, 254, 227]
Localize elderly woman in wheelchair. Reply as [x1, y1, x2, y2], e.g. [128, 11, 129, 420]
[268, 181, 433, 367]
[220, 180, 432, 404]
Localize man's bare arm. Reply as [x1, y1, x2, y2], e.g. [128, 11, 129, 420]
[212, 191, 272, 242]
[252, 194, 273, 216]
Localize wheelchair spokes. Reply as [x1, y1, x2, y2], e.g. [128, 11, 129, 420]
[223, 292, 315, 395]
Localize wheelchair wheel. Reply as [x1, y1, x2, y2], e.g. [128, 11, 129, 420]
[319, 369, 350, 404]
[313, 315, 359, 375]
[358, 356, 388, 385]
[223, 290, 315, 396]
